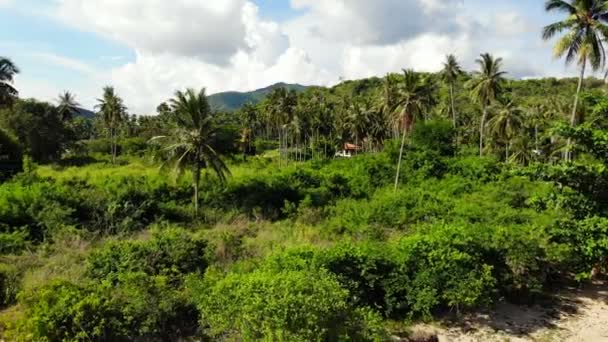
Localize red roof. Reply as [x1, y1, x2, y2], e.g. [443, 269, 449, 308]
[344, 143, 362, 151]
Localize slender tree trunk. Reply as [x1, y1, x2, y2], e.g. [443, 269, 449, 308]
[535, 125, 539, 151]
[111, 127, 116, 164]
[479, 106, 488, 157]
[394, 124, 408, 191]
[278, 128, 282, 168]
[193, 162, 201, 216]
[566, 59, 586, 161]
[450, 84, 456, 128]
[506, 141, 510, 162]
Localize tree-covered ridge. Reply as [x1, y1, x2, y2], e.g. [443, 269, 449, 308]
[207, 82, 309, 111]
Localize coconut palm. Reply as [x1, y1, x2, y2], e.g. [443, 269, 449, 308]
[151, 88, 229, 215]
[394, 69, 437, 190]
[380, 73, 401, 138]
[264, 88, 297, 167]
[440, 54, 465, 128]
[469, 53, 507, 156]
[543, 0, 608, 160]
[487, 101, 525, 161]
[0, 57, 19, 107]
[56, 91, 80, 121]
[96, 86, 126, 164]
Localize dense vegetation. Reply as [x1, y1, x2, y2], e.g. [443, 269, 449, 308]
[2, 1, 608, 340]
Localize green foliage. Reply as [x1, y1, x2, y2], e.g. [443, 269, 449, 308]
[86, 227, 208, 281]
[410, 120, 456, 156]
[17, 273, 198, 341]
[0, 263, 19, 307]
[548, 217, 608, 280]
[0, 128, 22, 180]
[192, 269, 386, 341]
[0, 99, 69, 162]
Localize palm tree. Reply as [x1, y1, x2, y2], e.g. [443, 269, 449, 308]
[440, 54, 464, 128]
[543, 0, 608, 161]
[380, 73, 400, 138]
[56, 91, 80, 121]
[151, 88, 229, 215]
[96, 86, 126, 164]
[0, 57, 19, 107]
[264, 88, 297, 167]
[487, 101, 525, 161]
[469, 53, 507, 157]
[394, 70, 436, 190]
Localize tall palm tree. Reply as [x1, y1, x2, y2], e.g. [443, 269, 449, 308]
[151, 88, 229, 215]
[380, 73, 400, 138]
[56, 91, 80, 121]
[487, 101, 525, 161]
[440, 54, 464, 128]
[543, 0, 608, 161]
[0, 57, 19, 107]
[469, 53, 507, 157]
[264, 88, 297, 167]
[96, 86, 126, 164]
[394, 70, 436, 190]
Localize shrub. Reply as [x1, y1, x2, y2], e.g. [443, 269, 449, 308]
[395, 230, 496, 318]
[86, 227, 209, 282]
[0, 263, 19, 307]
[548, 216, 608, 280]
[315, 243, 405, 317]
[0, 128, 22, 181]
[410, 120, 456, 157]
[17, 273, 198, 341]
[192, 269, 386, 341]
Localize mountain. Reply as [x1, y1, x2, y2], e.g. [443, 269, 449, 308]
[75, 107, 96, 119]
[208, 82, 310, 112]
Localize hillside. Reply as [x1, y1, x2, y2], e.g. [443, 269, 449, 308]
[208, 82, 310, 111]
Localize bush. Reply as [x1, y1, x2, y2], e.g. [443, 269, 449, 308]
[86, 227, 209, 282]
[84, 138, 112, 154]
[254, 138, 279, 153]
[395, 230, 496, 318]
[192, 269, 386, 341]
[410, 120, 456, 156]
[0, 263, 19, 307]
[548, 216, 608, 280]
[17, 273, 198, 341]
[0, 128, 22, 181]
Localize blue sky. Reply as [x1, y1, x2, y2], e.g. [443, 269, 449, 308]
[0, 0, 587, 114]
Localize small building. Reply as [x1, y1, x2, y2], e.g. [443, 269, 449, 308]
[335, 143, 362, 158]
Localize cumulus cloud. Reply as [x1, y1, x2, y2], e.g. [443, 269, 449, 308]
[17, 0, 582, 114]
[290, 0, 463, 45]
[56, 0, 250, 64]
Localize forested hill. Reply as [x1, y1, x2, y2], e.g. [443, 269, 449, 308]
[208, 82, 309, 111]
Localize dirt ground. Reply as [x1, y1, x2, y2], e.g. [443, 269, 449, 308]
[409, 282, 608, 342]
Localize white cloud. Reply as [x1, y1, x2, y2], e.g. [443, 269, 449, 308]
[30, 52, 98, 75]
[11, 0, 586, 114]
[0, 0, 13, 8]
[56, 0, 251, 64]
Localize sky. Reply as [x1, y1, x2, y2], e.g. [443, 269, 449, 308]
[0, 0, 590, 114]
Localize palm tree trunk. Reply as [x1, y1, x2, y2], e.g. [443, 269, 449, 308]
[479, 106, 488, 157]
[566, 59, 586, 161]
[450, 84, 456, 128]
[112, 127, 116, 164]
[394, 123, 408, 191]
[278, 128, 282, 168]
[506, 141, 510, 162]
[193, 162, 201, 216]
[535, 125, 539, 151]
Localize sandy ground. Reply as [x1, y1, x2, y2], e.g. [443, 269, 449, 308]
[409, 282, 608, 342]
